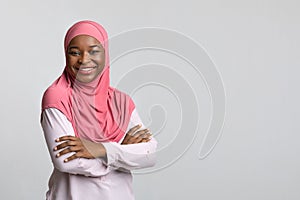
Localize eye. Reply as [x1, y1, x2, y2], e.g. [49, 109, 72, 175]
[89, 50, 101, 55]
[68, 51, 80, 56]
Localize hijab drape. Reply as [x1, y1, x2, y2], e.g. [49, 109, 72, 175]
[42, 20, 135, 142]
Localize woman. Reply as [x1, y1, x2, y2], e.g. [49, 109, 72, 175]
[41, 20, 157, 200]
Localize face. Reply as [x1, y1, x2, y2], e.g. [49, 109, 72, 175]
[66, 35, 105, 83]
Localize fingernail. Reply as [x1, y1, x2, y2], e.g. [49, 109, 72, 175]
[55, 138, 60, 142]
[53, 147, 57, 151]
[64, 159, 68, 162]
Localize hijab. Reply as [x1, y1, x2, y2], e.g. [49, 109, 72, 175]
[41, 20, 135, 142]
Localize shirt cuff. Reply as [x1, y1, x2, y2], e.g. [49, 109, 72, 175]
[101, 142, 118, 167]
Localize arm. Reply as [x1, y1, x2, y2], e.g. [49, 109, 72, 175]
[102, 109, 157, 170]
[41, 108, 109, 177]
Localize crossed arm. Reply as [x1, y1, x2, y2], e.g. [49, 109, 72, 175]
[41, 108, 157, 177]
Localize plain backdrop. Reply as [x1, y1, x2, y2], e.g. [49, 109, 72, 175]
[0, 0, 299, 199]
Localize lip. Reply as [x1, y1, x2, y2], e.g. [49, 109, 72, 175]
[74, 66, 97, 75]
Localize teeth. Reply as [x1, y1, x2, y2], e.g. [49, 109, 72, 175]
[80, 68, 94, 71]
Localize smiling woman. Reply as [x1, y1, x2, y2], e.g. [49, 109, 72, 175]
[40, 20, 157, 200]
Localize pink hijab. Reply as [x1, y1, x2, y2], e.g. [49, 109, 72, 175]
[42, 20, 135, 142]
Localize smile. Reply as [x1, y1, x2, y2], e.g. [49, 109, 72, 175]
[74, 66, 97, 74]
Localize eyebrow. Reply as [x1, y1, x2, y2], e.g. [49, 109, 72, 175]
[68, 45, 102, 49]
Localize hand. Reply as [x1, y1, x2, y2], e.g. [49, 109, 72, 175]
[121, 124, 152, 145]
[53, 136, 106, 162]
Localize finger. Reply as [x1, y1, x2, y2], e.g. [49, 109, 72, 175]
[141, 139, 148, 143]
[127, 124, 142, 135]
[142, 133, 152, 140]
[63, 153, 78, 162]
[128, 132, 148, 144]
[141, 137, 152, 143]
[56, 135, 78, 142]
[64, 151, 90, 162]
[122, 128, 145, 144]
[133, 128, 150, 136]
[56, 146, 82, 157]
[127, 137, 143, 144]
[121, 129, 152, 145]
[53, 140, 78, 151]
[121, 134, 131, 144]
[134, 132, 153, 143]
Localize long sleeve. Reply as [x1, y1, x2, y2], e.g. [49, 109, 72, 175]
[41, 108, 109, 177]
[102, 109, 157, 171]
[42, 107, 157, 177]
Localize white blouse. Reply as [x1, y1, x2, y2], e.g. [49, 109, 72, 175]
[41, 108, 157, 200]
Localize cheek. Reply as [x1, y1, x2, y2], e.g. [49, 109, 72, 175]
[66, 56, 76, 66]
[94, 56, 105, 67]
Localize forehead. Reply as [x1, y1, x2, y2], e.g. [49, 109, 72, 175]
[68, 35, 103, 48]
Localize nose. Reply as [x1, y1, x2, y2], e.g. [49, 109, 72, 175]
[78, 51, 91, 64]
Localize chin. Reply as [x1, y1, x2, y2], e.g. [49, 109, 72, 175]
[76, 76, 96, 83]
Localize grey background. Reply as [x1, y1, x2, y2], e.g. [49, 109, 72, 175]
[0, 0, 299, 199]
